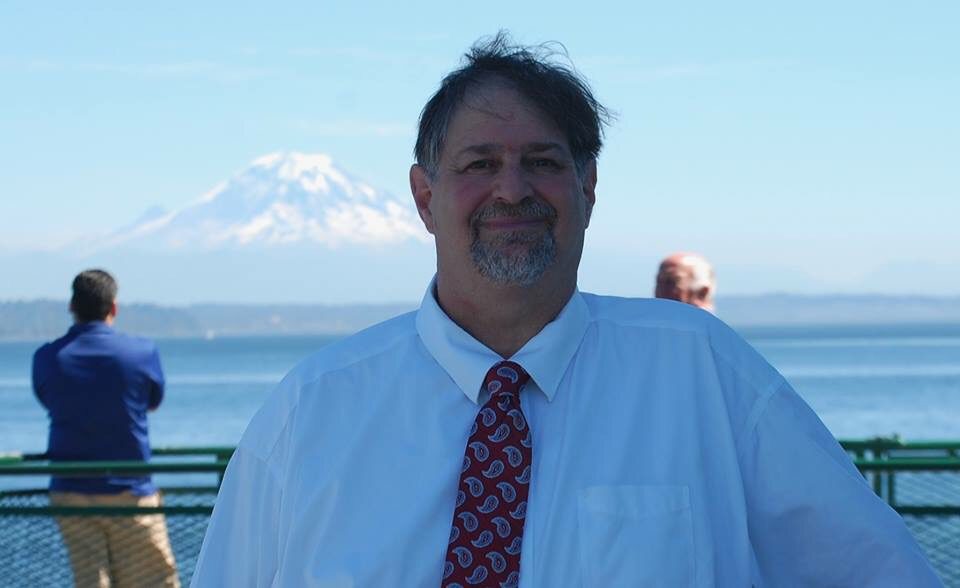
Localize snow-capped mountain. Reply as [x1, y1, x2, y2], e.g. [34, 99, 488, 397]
[85, 152, 429, 253]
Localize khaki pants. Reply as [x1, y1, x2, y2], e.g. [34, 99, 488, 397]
[51, 491, 180, 588]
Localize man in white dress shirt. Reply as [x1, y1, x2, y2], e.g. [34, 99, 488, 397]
[192, 34, 940, 587]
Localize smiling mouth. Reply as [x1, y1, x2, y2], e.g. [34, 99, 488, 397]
[479, 217, 547, 231]
[471, 197, 557, 228]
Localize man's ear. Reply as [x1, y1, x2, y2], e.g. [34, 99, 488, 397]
[109, 301, 118, 319]
[581, 159, 598, 227]
[695, 287, 711, 303]
[409, 164, 436, 235]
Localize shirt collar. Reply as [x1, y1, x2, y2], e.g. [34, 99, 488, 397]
[415, 276, 591, 405]
[68, 321, 113, 335]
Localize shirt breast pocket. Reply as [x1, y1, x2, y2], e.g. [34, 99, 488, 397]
[577, 485, 695, 587]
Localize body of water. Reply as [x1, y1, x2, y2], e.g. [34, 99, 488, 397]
[2, 323, 959, 455]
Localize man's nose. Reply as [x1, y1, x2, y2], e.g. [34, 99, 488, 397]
[492, 163, 533, 204]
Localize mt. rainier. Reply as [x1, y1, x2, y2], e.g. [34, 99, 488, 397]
[15, 152, 437, 304]
[88, 152, 429, 252]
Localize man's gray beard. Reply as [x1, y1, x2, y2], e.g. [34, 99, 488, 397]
[470, 202, 557, 286]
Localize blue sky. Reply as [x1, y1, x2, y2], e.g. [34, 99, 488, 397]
[2, 1, 958, 300]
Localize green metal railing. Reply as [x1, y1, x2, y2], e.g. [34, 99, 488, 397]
[0, 447, 230, 587]
[1, 441, 957, 586]
[842, 437, 960, 515]
[840, 437, 960, 585]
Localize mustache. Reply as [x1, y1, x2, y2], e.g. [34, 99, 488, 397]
[471, 198, 558, 227]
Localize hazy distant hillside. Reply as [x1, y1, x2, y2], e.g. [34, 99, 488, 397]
[186, 303, 415, 336]
[4, 295, 960, 341]
[0, 300, 415, 341]
[0, 301, 204, 340]
[717, 294, 960, 326]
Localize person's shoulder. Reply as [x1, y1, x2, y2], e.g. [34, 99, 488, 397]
[283, 310, 419, 388]
[32, 339, 55, 360]
[581, 292, 718, 336]
[32, 341, 54, 369]
[582, 292, 784, 396]
[32, 330, 73, 364]
[237, 311, 418, 460]
[109, 330, 160, 356]
[581, 292, 771, 367]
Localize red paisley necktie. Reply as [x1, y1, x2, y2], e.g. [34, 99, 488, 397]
[442, 361, 532, 588]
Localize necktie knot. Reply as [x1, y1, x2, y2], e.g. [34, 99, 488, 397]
[483, 361, 530, 399]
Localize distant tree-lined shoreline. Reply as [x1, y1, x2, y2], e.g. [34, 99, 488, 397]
[4, 295, 960, 341]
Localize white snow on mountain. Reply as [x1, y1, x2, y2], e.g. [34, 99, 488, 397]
[84, 152, 429, 252]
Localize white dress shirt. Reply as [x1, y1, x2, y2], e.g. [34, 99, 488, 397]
[192, 282, 940, 587]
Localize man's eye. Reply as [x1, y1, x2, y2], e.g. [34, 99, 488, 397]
[530, 158, 561, 169]
[465, 160, 495, 171]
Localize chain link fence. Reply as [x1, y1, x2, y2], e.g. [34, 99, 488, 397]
[1, 441, 957, 586]
[906, 514, 959, 585]
[0, 489, 214, 587]
[846, 439, 960, 586]
[0, 448, 227, 587]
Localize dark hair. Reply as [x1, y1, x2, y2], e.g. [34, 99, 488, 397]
[71, 269, 117, 322]
[415, 31, 612, 177]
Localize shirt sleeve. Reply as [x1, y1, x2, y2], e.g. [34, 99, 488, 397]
[741, 381, 942, 587]
[191, 446, 282, 587]
[31, 347, 50, 408]
[147, 346, 165, 410]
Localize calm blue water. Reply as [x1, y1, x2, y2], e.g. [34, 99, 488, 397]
[2, 323, 959, 455]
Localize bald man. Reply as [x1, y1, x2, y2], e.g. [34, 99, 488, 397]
[655, 252, 716, 312]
